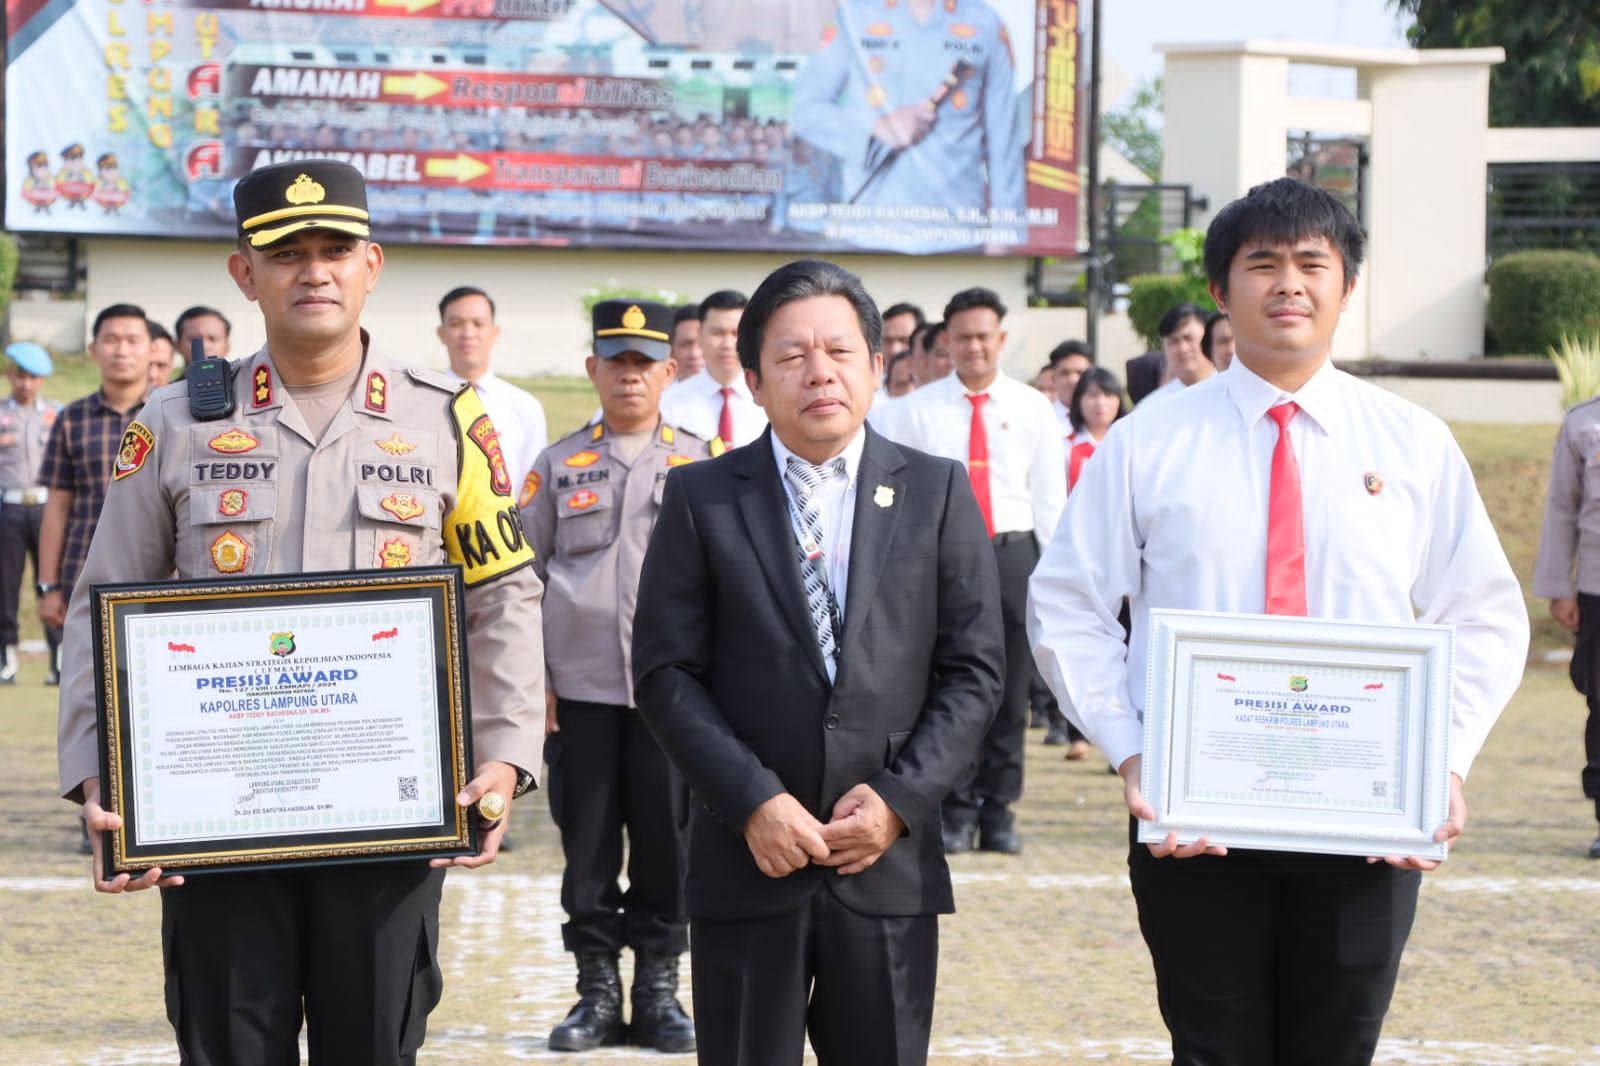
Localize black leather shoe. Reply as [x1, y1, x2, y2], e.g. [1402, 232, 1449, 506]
[1589, 835, 1600, 860]
[630, 952, 695, 1053]
[1028, 709, 1047, 728]
[978, 827, 1023, 854]
[549, 953, 625, 1052]
[942, 823, 976, 854]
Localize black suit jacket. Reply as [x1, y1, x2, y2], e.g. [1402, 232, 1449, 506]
[1125, 350, 1164, 405]
[632, 426, 1003, 921]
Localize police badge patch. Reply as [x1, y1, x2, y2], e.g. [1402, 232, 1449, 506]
[113, 421, 155, 480]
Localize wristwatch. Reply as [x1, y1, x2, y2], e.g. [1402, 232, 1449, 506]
[512, 766, 536, 798]
[35, 581, 61, 596]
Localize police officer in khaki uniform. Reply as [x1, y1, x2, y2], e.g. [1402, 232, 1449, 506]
[56, 160, 546, 1066]
[522, 300, 720, 1054]
[0, 341, 61, 683]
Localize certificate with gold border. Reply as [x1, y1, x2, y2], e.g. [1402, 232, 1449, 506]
[1140, 609, 1453, 860]
[92, 567, 476, 877]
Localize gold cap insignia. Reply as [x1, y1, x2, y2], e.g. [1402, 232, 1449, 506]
[285, 173, 326, 206]
[621, 304, 646, 331]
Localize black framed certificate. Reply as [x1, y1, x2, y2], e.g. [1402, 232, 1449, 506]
[1141, 609, 1454, 860]
[92, 567, 476, 877]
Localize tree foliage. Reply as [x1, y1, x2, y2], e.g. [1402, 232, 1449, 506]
[1103, 77, 1162, 179]
[1392, 1, 1600, 127]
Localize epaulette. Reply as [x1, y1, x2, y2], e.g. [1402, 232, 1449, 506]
[553, 420, 602, 448]
[669, 423, 721, 454]
[407, 366, 460, 394]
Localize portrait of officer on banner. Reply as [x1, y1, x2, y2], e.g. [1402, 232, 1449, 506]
[789, 0, 1028, 252]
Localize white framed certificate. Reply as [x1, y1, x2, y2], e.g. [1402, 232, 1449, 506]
[92, 567, 477, 876]
[1140, 609, 1453, 860]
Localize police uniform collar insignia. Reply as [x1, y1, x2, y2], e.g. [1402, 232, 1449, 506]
[210, 530, 249, 573]
[252, 364, 273, 408]
[591, 422, 605, 442]
[874, 485, 895, 508]
[208, 428, 259, 454]
[365, 371, 388, 413]
[375, 432, 415, 455]
[660, 424, 675, 445]
[1363, 472, 1384, 496]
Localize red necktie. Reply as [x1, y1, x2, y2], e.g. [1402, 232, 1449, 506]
[966, 393, 995, 537]
[1265, 402, 1307, 616]
[718, 386, 735, 448]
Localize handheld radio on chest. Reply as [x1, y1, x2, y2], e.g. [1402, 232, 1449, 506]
[186, 338, 235, 421]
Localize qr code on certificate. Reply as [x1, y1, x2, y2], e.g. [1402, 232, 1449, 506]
[1372, 781, 1387, 799]
[398, 776, 419, 802]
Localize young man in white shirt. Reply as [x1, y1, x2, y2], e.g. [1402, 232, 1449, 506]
[660, 290, 768, 449]
[438, 286, 548, 493]
[1028, 178, 1528, 1064]
[1139, 302, 1213, 406]
[897, 288, 1065, 854]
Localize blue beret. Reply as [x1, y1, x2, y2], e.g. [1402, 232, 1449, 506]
[5, 342, 54, 377]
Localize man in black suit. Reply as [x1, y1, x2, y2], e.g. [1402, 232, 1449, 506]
[633, 259, 1004, 1066]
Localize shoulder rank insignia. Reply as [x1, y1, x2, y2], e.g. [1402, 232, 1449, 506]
[568, 489, 599, 511]
[218, 488, 247, 516]
[113, 420, 155, 480]
[564, 450, 601, 468]
[591, 423, 605, 442]
[379, 538, 412, 568]
[466, 415, 513, 496]
[365, 371, 387, 413]
[208, 428, 259, 454]
[375, 432, 415, 456]
[210, 530, 249, 573]
[381, 492, 425, 521]
[667, 455, 695, 467]
[660, 425, 676, 445]
[519, 470, 541, 508]
[709, 437, 727, 458]
[252, 365, 272, 408]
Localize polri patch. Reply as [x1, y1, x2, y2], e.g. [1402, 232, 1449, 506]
[218, 488, 247, 517]
[113, 420, 155, 481]
[519, 470, 541, 508]
[467, 415, 513, 496]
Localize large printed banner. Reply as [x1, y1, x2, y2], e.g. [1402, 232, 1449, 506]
[5, 0, 1079, 255]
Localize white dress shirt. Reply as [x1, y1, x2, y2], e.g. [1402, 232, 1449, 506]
[660, 370, 768, 447]
[1052, 397, 1071, 428]
[771, 428, 866, 683]
[893, 370, 1065, 544]
[1026, 358, 1529, 780]
[445, 370, 548, 484]
[1138, 377, 1185, 407]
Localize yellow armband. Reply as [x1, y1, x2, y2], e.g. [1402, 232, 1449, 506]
[445, 387, 535, 586]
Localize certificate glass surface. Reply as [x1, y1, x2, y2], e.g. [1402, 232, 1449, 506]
[93, 568, 476, 877]
[1140, 610, 1453, 860]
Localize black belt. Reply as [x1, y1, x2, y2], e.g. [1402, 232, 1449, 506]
[992, 531, 1033, 546]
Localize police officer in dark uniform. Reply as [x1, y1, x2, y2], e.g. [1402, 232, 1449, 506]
[521, 301, 719, 1054]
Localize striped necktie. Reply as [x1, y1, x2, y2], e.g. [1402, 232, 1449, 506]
[785, 455, 847, 664]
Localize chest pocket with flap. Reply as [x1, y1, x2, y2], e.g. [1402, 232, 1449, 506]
[355, 482, 442, 570]
[555, 483, 616, 555]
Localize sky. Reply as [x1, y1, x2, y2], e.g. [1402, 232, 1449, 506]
[1100, 0, 1416, 107]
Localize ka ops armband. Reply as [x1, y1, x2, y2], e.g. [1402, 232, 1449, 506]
[445, 386, 535, 586]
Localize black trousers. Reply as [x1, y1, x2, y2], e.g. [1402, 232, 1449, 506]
[1128, 821, 1419, 1066]
[943, 531, 1033, 830]
[0, 501, 60, 649]
[160, 862, 446, 1066]
[1570, 593, 1600, 817]
[546, 698, 688, 955]
[690, 888, 938, 1066]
